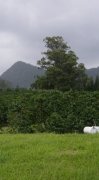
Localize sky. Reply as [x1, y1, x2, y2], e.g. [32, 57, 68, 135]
[0, 0, 99, 74]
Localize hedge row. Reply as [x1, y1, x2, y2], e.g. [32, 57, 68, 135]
[0, 90, 99, 133]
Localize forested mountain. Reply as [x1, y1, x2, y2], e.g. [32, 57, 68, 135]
[0, 61, 44, 88]
[0, 78, 12, 89]
[0, 60, 99, 89]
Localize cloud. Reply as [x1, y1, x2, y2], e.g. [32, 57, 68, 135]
[0, 0, 99, 74]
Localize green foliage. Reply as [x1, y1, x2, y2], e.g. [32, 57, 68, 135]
[1, 90, 99, 133]
[85, 77, 94, 91]
[31, 123, 46, 133]
[0, 99, 8, 127]
[0, 127, 15, 134]
[94, 75, 99, 90]
[46, 112, 66, 133]
[8, 100, 34, 133]
[33, 36, 89, 91]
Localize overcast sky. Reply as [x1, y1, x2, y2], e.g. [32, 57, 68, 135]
[0, 0, 99, 74]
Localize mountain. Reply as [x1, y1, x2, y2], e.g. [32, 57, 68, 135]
[0, 78, 12, 89]
[86, 67, 99, 79]
[1, 61, 99, 89]
[1, 61, 45, 88]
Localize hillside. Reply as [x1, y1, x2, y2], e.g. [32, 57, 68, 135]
[86, 67, 99, 79]
[1, 61, 99, 89]
[0, 78, 12, 89]
[1, 61, 44, 88]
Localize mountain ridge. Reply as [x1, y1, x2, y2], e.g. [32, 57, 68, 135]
[1, 61, 99, 89]
[86, 67, 99, 79]
[0, 61, 45, 88]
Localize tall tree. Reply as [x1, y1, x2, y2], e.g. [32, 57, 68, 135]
[85, 77, 94, 91]
[94, 75, 99, 90]
[33, 36, 88, 91]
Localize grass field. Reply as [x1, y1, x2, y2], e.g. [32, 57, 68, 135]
[0, 134, 99, 180]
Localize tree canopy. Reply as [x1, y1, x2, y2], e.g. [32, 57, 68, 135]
[32, 36, 90, 91]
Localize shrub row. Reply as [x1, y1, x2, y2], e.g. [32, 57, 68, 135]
[0, 90, 99, 133]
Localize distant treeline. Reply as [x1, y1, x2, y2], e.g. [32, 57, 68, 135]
[1, 74, 99, 91]
[0, 89, 99, 133]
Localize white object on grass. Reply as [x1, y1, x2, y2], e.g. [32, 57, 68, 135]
[83, 126, 99, 134]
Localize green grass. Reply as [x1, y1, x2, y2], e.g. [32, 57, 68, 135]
[0, 134, 99, 180]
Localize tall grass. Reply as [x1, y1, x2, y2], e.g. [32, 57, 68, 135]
[0, 133, 99, 180]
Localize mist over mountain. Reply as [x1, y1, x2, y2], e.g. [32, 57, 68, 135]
[0, 61, 44, 88]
